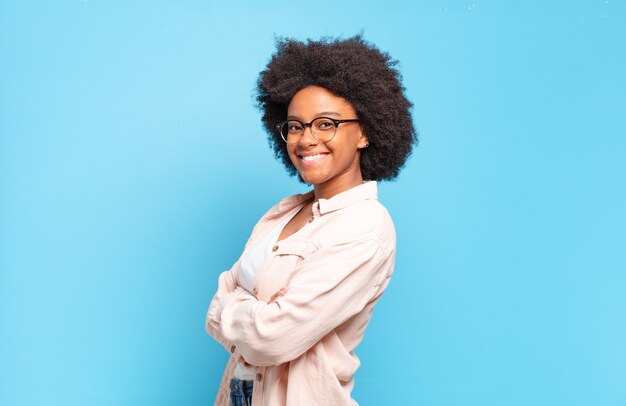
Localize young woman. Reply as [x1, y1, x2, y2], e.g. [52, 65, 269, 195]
[206, 35, 416, 406]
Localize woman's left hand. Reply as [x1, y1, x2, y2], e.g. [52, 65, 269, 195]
[269, 287, 288, 303]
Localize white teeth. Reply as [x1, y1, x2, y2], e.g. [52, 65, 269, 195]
[301, 154, 327, 161]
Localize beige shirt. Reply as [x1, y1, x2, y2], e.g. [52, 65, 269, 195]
[206, 181, 396, 405]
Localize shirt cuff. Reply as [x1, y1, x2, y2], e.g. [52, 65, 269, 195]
[216, 286, 255, 323]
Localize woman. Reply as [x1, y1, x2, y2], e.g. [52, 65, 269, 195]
[206, 35, 416, 406]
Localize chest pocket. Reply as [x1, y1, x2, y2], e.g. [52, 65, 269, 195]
[271, 239, 319, 259]
[258, 239, 319, 296]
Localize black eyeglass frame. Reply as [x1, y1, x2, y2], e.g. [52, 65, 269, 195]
[275, 117, 361, 144]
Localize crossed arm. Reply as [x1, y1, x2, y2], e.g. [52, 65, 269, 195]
[206, 239, 392, 367]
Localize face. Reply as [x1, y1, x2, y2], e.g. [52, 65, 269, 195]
[286, 86, 368, 195]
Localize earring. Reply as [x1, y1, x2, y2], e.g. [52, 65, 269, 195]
[364, 142, 369, 148]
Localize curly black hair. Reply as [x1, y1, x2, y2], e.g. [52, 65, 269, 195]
[256, 35, 417, 182]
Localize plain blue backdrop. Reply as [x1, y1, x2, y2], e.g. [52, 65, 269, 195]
[1, 1, 625, 405]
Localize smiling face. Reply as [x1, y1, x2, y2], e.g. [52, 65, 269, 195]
[286, 86, 369, 199]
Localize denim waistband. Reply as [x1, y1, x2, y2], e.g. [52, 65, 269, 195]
[230, 378, 254, 391]
[230, 378, 253, 406]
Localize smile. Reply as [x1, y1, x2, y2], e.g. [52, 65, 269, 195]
[299, 153, 329, 162]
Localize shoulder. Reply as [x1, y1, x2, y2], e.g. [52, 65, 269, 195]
[245, 190, 313, 244]
[256, 190, 314, 224]
[321, 198, 396, 250]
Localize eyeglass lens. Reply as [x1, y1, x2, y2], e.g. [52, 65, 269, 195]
[281, 118, 337, 143]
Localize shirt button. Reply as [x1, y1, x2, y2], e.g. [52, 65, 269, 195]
[252, 288, 258, 296]
[272, 245, 279, 252]
[256, 373, 263, 381]
[230, 345, 236, 353]
[308, 216, 314, 223]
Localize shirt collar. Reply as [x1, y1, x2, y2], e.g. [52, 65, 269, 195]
[271, 181, 378, 218]
[316, 181, 378, 215]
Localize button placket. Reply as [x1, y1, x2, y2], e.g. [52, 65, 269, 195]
[310, 201, 322, 223]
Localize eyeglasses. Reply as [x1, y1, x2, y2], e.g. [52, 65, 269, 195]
[276, 117, 361, 144]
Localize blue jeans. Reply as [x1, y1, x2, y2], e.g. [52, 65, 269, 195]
[230, 378, 253, 406]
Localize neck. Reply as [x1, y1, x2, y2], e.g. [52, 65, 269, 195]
[313, 170, 364, 200]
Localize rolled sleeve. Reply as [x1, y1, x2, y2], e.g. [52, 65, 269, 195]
[205, 261, 241, 353]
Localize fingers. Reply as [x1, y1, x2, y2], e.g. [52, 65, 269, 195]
[269, 287, 288, 303]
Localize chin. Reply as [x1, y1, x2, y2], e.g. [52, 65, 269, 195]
[299, 172, 326, 186]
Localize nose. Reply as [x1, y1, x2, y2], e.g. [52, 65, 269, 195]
[298, 124, 318, 145]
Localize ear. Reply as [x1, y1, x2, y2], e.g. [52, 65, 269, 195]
[357, 132, 369, 149]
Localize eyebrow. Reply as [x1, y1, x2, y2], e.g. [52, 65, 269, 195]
[287, 111, 342, 120]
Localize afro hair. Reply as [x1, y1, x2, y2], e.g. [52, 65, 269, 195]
[256, 35, 417, 182]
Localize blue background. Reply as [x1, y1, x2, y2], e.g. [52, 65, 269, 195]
[1, 1, 625, 405]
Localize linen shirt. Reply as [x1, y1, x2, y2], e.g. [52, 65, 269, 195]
[205, 181, 396, 406]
